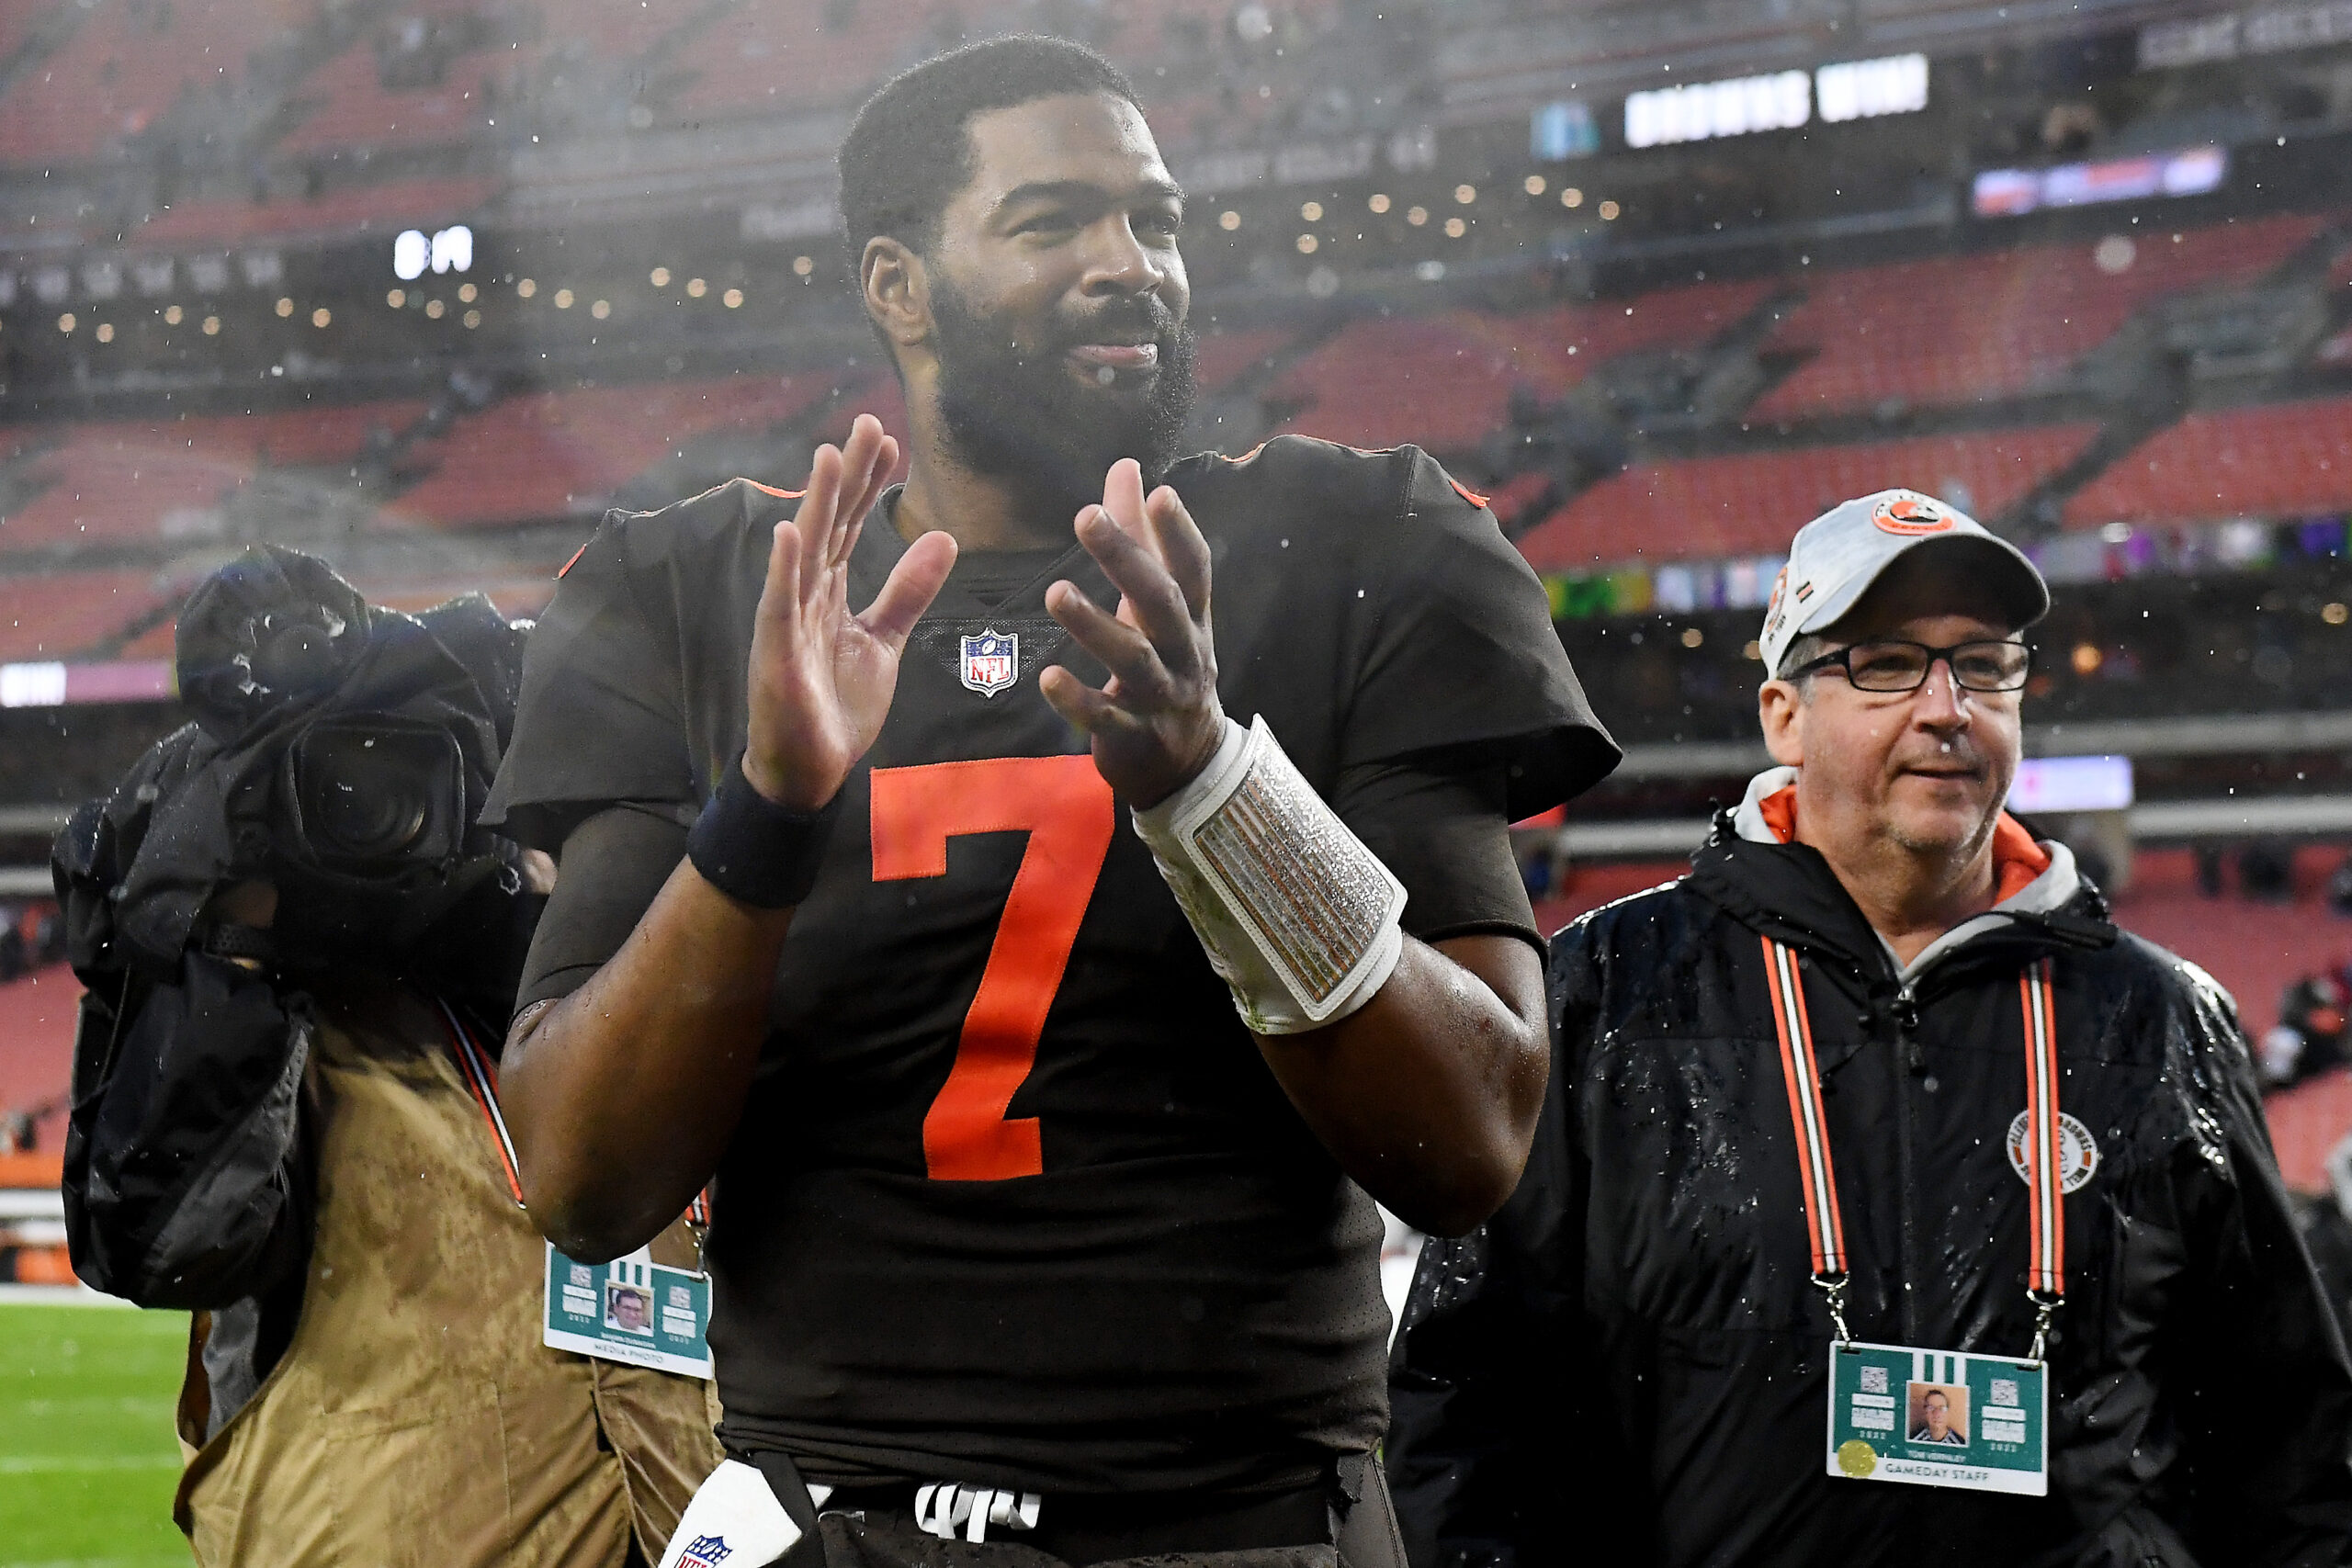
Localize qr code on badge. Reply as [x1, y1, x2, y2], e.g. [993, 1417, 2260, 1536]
[1860, 1366, 1888, 1394]
[1991, 1378, 2021, 1407]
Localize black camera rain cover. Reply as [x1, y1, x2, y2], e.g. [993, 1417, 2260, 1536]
[54, 545, 521, 981]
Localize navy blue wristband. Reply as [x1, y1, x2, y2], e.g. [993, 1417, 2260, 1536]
[685, 758, 843, 908]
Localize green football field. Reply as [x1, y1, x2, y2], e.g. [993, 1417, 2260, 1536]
[0, 1303, 190, 1568]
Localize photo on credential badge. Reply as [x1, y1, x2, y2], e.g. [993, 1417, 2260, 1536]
[1906, 1382, 1969, 1445]
[605, 1281, 657, 1337]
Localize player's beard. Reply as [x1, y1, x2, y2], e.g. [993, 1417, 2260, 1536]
[930, 280, 1196, 514]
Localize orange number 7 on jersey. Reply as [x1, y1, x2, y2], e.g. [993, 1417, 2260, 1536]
[869, 755, 1117, 1180]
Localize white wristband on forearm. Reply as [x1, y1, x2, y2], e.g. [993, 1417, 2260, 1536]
[1134, 715, 1406, 1035]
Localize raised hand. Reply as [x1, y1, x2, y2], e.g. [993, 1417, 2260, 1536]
[1040, 458, 1225, 807]
[742, 414, 956, 809]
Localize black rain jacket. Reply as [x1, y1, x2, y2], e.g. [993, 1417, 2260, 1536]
[1388, 807, 2352, 1568]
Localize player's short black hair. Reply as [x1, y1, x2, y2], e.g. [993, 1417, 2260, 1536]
[838, 35, 1141, 260]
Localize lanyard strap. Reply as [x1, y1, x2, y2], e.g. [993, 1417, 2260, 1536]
[433, 997, 713, 1234]
[1763, 939, 2066, 1348]
[1763, 936, 1847, 1279]
[2019, 957, 2063, 1297]
[435, 997, 527, 1209]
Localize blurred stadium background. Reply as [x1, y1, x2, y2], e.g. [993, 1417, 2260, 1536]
[0, 0, 2350, 1543]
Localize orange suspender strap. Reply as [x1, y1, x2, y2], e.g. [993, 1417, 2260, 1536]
[1764, 939, 2066, 1355]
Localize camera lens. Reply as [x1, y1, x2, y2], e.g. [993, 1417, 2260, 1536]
[304, 731, 429, 859]
[312, 738, 427, 851]
[286, 718, 463, 869]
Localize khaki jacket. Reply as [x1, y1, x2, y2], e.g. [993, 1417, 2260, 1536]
[175, 980, 722, 1565]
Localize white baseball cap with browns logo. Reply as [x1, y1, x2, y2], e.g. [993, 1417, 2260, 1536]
[1758, 489, 2050, 678]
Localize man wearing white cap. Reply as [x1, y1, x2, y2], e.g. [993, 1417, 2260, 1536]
[1386, 491, 2352, 1567]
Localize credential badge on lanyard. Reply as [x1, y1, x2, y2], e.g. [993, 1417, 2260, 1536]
[436, 998, 718, 1380]
[1764, 940, 2062, 1496]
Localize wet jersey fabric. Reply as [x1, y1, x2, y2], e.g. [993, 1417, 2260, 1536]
[484, 436, 1618, 1495]
[1387, 816, 2352, 1568]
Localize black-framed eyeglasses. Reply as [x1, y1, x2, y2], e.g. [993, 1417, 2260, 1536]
[1790, 638, 2032, 694]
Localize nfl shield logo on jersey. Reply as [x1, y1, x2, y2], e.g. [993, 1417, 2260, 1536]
[960, 628, 1019, 697]
[679, 1535, 732, 1567]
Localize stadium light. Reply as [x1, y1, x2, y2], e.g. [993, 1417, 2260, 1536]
[792, 255, 815, 276]
[395, 225, 475, 279]
[1406, 206, 1429, 226]
[1815, 53, 1928, 123]
[387, 288, 405, 308]
[517, 277, 538, 298]
[430, 226, 472, 275]
[1443, 217, 1467, 238]
[722, 288, 744, 308]
[1368, 193, 1390, 213]
[1218, 210, 1241, 231]
[96, 322, 113, 343]
[57, 312, 74, 333]
[686, 277, 707, 298]
[394, 230, 428, 281]
[1562, 187, 1584, 208]
[458, 282, 477, 302]
[201, 316, 220, 335]
[1625, 69, 1809, 149]
[650, 266, 672, 287]
[1300, 200, 1323, 220]
[163, 304, 182, 324]
[425, 299, 445, 319]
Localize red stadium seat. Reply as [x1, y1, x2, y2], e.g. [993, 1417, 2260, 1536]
[0, 425, 259, 551]
[0, 401, 424, 555]
[277, 0, 678, 156]
[0, 964, 77, 1154]
[1270, 280, 1772, 455]
[659, 1, 929, 118]
[0, 0, 305, 165]
[1516, 423, 2097, 570]
[1751, 215, 2325, 421]
[391, 374, 831, 529]
[277, 43, 500, 156]
[0, 569, 174, 660]
[2064, 395, 2352, 530]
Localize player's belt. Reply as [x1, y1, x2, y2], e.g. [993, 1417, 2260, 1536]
[1762, 939, 2066, 1353]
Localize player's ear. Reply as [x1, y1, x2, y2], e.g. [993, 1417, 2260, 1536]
[862, 237, 933, 351]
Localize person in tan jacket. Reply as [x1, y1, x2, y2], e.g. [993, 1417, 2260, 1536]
[57, 548, 719, 1564]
